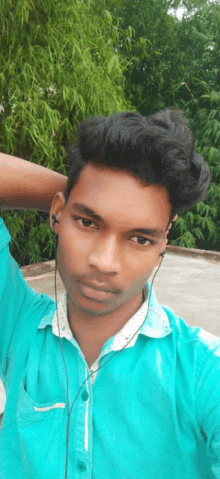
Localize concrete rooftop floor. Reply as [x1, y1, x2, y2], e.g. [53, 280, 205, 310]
[0, 248, 220, 414]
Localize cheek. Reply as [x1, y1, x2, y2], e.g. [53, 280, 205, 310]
[123, 250, 161, 288]
[132, 246, 161, 270]
[57, 232, 87, 277]
[62, 224, 94, 255]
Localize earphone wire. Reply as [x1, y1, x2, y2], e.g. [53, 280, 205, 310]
[53, 233, 165, 478]
[54, 251, 70, 478]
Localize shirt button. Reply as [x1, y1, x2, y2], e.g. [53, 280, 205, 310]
[77, 461, 86, 472]
[81, 390, 89, 401]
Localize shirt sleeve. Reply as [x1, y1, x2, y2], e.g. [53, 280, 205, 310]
[195, 342, 220, 478]
[0, 217, 41, 380]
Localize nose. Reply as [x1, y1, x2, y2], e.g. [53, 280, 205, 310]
[88, 235, 121, 274]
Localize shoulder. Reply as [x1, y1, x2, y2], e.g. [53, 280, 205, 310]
[0, 217, 11, 251]
[161, 304, 220, 381]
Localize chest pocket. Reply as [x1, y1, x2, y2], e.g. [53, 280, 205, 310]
[17, 380, 66, 424]
[15, 381, 67, 478]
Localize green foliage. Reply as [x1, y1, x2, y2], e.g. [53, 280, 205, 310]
[0, 0, 133, 266]
[0, 210, 55, 266]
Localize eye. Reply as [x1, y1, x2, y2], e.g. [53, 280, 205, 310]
[130, 236, 151, 246]
[75, 217, 96, 228]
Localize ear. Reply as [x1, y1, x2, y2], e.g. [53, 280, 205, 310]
[49, 191, 65, 233]
[164, 213, 178, 247]
[164, 230, 169, 249]
[166, 214, 178, 234]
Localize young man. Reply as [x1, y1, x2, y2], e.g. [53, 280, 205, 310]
[0, 108, 218, 479]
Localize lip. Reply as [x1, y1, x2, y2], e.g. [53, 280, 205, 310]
[80, 281, 114, 293]
[81, 284, 114, 301]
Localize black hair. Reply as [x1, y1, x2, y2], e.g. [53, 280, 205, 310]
[64, 109, 211, 221]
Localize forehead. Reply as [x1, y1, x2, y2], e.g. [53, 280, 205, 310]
[68, 163, 171, 229]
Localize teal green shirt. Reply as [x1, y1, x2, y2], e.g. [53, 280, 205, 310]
[0, 216, 220, 479]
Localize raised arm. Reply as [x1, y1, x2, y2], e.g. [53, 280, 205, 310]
[0, 153, 68, 212]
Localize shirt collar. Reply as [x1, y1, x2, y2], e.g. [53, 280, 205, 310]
[38, 283, 172, 347]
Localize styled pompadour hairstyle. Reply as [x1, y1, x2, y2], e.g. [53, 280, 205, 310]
[65, 109, 211, 220]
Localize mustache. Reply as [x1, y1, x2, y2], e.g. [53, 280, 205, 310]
[79, 280, 120, 294]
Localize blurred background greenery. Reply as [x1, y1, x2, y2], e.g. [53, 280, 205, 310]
[0, 0, 219, 266]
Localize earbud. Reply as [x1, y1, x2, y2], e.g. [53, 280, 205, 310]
[52, 214, 58, 227]
[160, 250, 166, 258]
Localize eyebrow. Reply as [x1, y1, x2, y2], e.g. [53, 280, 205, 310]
[71, 202, 164, 238]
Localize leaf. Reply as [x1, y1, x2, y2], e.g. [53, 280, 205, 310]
[193, 228, 204, 240]
[102, 9, 112, 26]
[208, 147, 215, 164]
[107, 54, 121, 75]
[127, 26, 135, 39]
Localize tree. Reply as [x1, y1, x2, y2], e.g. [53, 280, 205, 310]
[0, 0, 133, 265]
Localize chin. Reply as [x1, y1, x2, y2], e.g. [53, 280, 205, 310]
[67, 289, 114, 315]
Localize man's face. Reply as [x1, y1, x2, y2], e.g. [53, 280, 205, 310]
[50, 163, 172, 318]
